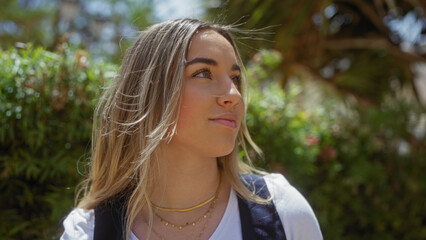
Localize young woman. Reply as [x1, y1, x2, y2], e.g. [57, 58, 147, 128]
[61, 18, 323, 240]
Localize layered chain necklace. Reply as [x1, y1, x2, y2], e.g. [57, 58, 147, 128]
[148, 174, 222, 240]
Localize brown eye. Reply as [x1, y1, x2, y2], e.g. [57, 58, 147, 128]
[192, 68, 212, 79]
[231, 75, 241, 87]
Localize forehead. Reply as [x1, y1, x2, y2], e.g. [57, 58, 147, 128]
[186, 29, 237, 62]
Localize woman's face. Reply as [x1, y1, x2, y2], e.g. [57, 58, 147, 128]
[169, 29, 244, 158]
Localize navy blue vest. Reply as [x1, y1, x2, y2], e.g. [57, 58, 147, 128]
[238, 174, 286, 240]
[94, 174, 286, 239]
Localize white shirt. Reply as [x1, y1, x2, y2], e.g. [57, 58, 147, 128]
[61, 174, 323, 240]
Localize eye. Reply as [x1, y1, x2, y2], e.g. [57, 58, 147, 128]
[231, 75, 241, 87]
[192, 68, 212, 79]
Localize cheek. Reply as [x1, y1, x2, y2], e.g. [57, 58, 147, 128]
[177, 104, 195, 129]
[177, 86, 207, 128]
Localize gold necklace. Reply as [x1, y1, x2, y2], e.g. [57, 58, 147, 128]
[151, 229, 165, 240]
[196, 204, 215, 240]
[151, 194, 218, 240]
[150, 174, 222, 212]
[155, 198, 217, 230]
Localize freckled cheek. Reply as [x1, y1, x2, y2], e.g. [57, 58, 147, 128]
[177, 89, 209, 129]
[177, 105, 195, 129]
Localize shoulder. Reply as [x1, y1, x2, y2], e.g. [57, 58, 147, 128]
[60, 208, 95, 240]
[264, 173, 323, 240]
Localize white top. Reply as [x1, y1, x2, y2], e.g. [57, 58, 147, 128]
[61, 174, 323, 240]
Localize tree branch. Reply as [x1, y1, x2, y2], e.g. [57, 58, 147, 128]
[338, 0, 391, 35]
[323, 38, 426, 63]
[404, 0, 426, 13]
[373, 0, 386, 20]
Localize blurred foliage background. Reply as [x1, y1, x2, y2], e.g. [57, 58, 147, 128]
[0, 0, 425, 239]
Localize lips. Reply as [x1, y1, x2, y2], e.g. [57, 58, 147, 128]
[209, 114, 238, 128]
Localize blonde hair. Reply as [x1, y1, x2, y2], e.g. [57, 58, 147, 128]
[77, 18, 264, 239]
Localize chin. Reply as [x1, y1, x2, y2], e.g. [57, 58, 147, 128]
[215, 145, 235, 158]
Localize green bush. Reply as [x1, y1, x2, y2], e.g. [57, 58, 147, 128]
[246, 50, 426, 240]
[0, 44, 116, 239]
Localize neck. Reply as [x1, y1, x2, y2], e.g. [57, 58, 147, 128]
[149, 145, 222, 209]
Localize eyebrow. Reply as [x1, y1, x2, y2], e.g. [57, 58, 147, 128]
[186, 57, 241, 72]
[231, 64, 241, 72]
[186, 57, 217, 66]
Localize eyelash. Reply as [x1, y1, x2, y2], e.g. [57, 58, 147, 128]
[192, 68, 241, 86]
[192, 68, 212, 79]
[231, 75, 241, 86]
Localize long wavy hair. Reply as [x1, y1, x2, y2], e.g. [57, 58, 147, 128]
[77, 18, 264, 239]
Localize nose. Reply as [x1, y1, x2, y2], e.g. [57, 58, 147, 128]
[217, 81, 242, 108]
